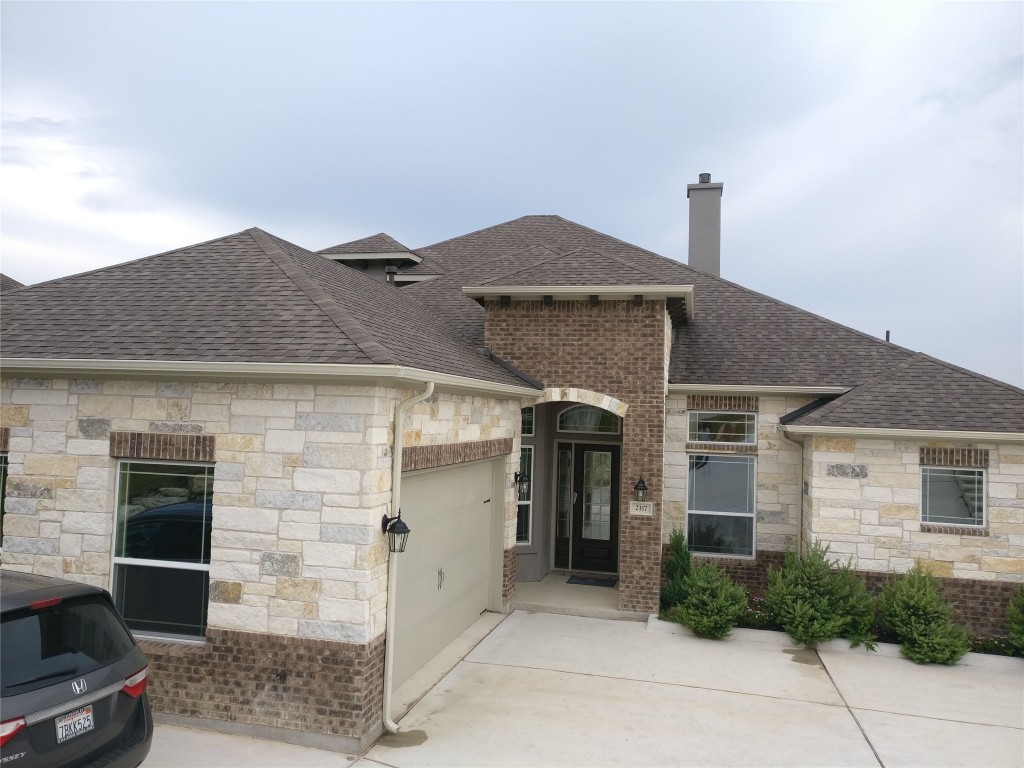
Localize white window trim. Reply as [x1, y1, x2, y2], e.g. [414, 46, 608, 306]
[920, 465, 987, 528]
[516, 446, 534, 545]
[521, 406, 535, 437]
[109, 458, 214, 640]
[687, 411, 757, 445]
[686, 453, 757, 559]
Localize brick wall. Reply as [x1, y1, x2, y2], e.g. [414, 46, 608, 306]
[485, 298, 667, 613]
[140, 630, 384, 751]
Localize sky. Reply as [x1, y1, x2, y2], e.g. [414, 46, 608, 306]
[2, 2, 1022, 386]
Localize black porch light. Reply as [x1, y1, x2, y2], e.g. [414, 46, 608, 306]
[381, 511, 411, 553]
[633, 477, 648, 502]
[514, 471, 530, 497]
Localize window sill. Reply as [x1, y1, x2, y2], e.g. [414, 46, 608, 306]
[919, 523, 988, 537]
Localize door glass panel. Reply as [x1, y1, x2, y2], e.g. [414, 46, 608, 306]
[581, 450, 612, 541]
[556, 449, 572, 539]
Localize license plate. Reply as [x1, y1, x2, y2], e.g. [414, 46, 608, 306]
[55, 705, 94, 744]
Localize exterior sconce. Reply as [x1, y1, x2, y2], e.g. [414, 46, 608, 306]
[514, 471, 530, 497]
[381, 511, 411, 553]
[633, 477, 648, 502]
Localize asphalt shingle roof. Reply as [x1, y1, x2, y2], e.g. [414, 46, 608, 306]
[0, 274, 25, 293]
[0, 228, 534, 389]
[318, 232, 410, 255]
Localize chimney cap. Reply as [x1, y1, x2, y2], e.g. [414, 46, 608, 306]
[698, 172, 712, 183]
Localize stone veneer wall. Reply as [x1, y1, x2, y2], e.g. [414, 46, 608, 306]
[805, 437, 1024, 580]
[0, 376, 519, 744]
[664, 394, 813, 551]
[484, 298, 667, 613]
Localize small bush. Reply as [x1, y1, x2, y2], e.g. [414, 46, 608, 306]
[1005, 588, 1024, 655]
[660, 529, 692, 611]
[765, 542, 876, 649]
[737, 592, 781, 631]
[879, 563, 970, 665]
[676, 563, 747, 640]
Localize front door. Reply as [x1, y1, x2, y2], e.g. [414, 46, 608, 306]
[557, 443, 620, 573]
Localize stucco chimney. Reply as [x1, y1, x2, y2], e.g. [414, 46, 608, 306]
[687, 172, 724, 276]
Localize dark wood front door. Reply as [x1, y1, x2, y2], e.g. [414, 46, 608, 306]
[569, 443, 620, 572]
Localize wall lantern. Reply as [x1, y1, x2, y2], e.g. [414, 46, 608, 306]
[381, 511, 411, 553]
[513, 471, 530, 497]
[633, 477, 648, 502]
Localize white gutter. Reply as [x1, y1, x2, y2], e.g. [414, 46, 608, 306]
[0, 358, 539, 398]
[462, 284, 694, 300]
[780, 425, 1024, 444]
[382, 380, 434, 733]
[668, 384, 849, 395]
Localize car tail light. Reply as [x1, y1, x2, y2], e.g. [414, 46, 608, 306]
[0, 717, 27, 747]
[29, 596, 62, 611]
[121, 666, 150, 699]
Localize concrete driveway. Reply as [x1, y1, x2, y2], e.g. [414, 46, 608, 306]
[148, 610, 1024, 768]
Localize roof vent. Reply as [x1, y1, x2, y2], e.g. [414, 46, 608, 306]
[698, 172, 711, 183]
[385, 265, 399, 284]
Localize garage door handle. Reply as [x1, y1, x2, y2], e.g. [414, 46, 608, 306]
[438, 568, 445, 590]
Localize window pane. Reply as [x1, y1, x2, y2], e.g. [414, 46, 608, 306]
[688, 513, 754, 557]
[688, 455, 755, 514]
[688, 412, 755, 444]
[556, 449, 572, 540]
[557, 405, 620, 434]
[582, 451, 612, 540]
[114, 563, 210, 636]
[521, 407, 535, 436]
[517, 447, 532, 543]
[0, 454, 7, 541]
[922, 467, 984, 526]
[117, 463, 212, 563]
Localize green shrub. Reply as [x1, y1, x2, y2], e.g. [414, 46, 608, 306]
[765, 542, 876, 649]
[660, 529, 692, 611]
[1006, 588, 1024, 655]
[676, 563, 747, 640]
[879, 563, 970, 665]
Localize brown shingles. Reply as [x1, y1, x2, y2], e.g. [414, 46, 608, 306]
[318, 232, 410, 255]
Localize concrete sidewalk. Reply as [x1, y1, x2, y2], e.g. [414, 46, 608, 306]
[147, 610, 1024, 768]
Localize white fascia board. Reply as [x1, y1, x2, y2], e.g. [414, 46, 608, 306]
[462, 285, 694, 301]
[393, 275, 439, 283]
[325, 251, 423, 263]
[0, 358, 540, 398]
[780, 424, 1024, 444]
[667, 384, 849, 395]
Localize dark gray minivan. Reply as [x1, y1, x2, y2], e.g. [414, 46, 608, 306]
[0, 571, 152, 767]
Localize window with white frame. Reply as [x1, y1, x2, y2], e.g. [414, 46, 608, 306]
[688, 412, 756, 444]
[113, 461, 213, 638]
[687, 454, 755, 557]
[516, 446, 533, 544]
[521, 407, 535, 437]
[921, 466, 985, 527]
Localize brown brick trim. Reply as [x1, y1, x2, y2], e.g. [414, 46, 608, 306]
[110, 431, 215, 462]
[402, 438, 513, 472]
[920, 523, 988, 537]
[0, 426, 9, 453]
[685, 442, 758, 454]
[686, 395, 759, 412]
[919, 447, 989, 468]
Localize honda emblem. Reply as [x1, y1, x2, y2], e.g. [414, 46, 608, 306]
[71, 679, 87, 695]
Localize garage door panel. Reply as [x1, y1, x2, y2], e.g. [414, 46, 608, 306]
[394, 460, 497, 688]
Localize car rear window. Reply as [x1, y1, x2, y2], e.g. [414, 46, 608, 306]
[1, 594, 136, 696]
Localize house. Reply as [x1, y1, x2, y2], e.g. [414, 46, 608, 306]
[1, 176, 1021, 750]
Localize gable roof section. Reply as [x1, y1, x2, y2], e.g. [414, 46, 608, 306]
[405, 215, 914, 386]
[781, 354, 1024, 434]
[476, 247, 672, 287]
[318, 232, 411, 255]
[0, 274, 25, 293]
[0, 229, 535, 389]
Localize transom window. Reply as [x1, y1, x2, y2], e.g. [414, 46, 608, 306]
[517, 446, 533, 544]
[521, 407, 535, 437]
[921, 467, 985, 527]
[687, 454, 755, 557]
[688, 412, 756, 444]
[557, 405, 620, 434]
[113, 461, 213, 638]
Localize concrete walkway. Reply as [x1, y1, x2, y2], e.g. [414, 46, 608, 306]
[147, 610, 1024, 768]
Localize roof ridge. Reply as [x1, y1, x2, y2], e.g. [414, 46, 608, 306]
[907, 350, 1024, 397]
[475, 245, 565, 286]
[416, 214, 551, 255]
[246, 228, 398, 366]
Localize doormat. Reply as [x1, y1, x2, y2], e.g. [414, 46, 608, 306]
[567, 575, 617, 588]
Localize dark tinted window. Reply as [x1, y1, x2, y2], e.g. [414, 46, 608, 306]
[1, 594, 136, 696]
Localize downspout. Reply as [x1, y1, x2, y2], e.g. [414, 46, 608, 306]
[382, 380, 434, 733]
[780, 428, 806, 556]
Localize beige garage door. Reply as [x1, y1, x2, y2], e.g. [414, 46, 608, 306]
[394, 459, 497, 688]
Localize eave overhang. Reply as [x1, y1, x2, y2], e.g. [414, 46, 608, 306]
[780, 424, 1024, 444]
[0, 358, 541, 398]
[668, 384, 850, 396]
[462, 284, 694, 322]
